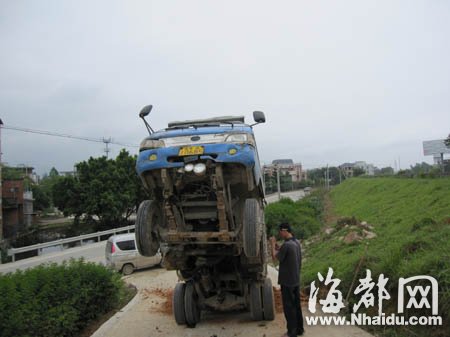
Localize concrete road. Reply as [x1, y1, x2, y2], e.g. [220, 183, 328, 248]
[92, 266, 374, 337]
[266, 189, 305, 203]
[0, 241, 106, 274]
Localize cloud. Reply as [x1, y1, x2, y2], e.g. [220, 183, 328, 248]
[1, 0, 449, 174]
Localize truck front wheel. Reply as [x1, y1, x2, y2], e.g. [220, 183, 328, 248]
[135, 200, 162, 257]
[243, 199, 263, 258]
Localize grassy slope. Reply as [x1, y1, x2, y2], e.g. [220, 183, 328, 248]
[302, 178, 450, 336]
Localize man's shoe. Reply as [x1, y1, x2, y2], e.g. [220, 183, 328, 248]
[297, 329, 304, 336]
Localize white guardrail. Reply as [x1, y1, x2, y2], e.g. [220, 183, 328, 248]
[6, 225, 135, 263]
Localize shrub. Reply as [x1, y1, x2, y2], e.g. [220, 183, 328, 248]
[0, 259, 124, 337]
[265, 191, 324, 239]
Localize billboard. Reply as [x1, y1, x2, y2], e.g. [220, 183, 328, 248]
[423, 139, 450, 155]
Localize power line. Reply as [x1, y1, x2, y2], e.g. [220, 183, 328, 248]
[2, 125, 139, 153]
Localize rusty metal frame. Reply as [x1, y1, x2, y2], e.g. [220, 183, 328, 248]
[166, 231, 237, 243]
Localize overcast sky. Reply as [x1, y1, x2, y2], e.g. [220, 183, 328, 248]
[1, 0, 449, 175]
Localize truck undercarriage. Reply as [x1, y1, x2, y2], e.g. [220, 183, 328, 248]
[135, 110, 273, 327]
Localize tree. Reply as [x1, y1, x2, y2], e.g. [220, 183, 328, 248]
[264, 172, 277, 194]
[445, 133, 450, 147]
[52, 175, 82, 217]
[52, 150, 146, 230]
[307, 167, 342, 186]
[409, 162, 433, 176]
[32, 184, 51, 211]
[49, 167, 59, 178]
[1, 166, 23, 180]
[114, 150, 147, 218]
[353, 167, 366, 177]
[36, 167, 65, 209]
[379, 167, 394, 175]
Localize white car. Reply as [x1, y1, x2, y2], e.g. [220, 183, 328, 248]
[105, 233, 161, 275]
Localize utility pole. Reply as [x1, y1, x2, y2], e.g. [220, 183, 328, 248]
[103, 137, 112, 158]
[276, 165, 281, 200]
[326, 164, 330, 190]
[0, 119, 3, 242]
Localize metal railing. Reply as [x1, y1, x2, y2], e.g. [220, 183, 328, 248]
[6, 225, 135, 263]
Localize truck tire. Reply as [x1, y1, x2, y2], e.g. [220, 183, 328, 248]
[243, 199, 262, 258]
[262, 278, 275, 321]
[173, 283, 186, 325]
[136, 200, 161, 257]
[249, 282, 264, 321]
[184, 282, 201, 328]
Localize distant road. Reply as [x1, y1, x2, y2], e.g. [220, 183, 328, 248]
[0, 241, 106, 274]
[0, 190, 305, 274]
[265, 189, 305, 203]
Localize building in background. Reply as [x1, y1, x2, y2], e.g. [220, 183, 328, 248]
[263, 159, 306, 182]
[423, 139, 450, 166]
[339, 161, 376, 177]
[59, 170, 77, 177]
[339, 162, 355, 178]
[354, 161, 376, 176]
[1, 165, 37, 239]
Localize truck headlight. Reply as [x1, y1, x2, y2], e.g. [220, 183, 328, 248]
[225, 134, 247, 142]
[185, 163, 194, 172]
[193, 163, 206, 176]
[224, 133, 255, 146]
[139, 139, 165, 151]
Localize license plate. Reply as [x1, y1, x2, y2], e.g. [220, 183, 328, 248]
[178, 146, 204, 156]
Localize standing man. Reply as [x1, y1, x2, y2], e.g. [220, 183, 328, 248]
[270, 222, 304, 337]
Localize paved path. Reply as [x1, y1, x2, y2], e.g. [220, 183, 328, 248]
[92, 266, 374, 337]
[266, 190, 305, 203]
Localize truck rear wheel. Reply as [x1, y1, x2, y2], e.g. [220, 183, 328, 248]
[173, 283, 186, 325]
[249, 282, 264, 321]
[135, 200, 161, 257]
[243, 199, 262, 258]
[262, 278, 275, 320]
[184, 282, 201, 327]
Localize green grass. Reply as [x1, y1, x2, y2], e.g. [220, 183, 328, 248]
[265, 190, 324, 239]
[302, 178, 450, 337]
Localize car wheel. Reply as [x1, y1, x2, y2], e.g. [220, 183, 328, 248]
[122, 263, 134, 275]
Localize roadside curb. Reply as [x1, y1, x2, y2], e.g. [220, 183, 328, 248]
[90, 288, 141, 337]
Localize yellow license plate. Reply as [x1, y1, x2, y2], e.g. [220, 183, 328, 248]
[178, 146, 204, 156]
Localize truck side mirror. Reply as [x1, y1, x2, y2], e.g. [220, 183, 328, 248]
[253, 111, 266, 124]
[139, 105, 153, 118]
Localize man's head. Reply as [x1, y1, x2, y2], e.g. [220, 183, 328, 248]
[278, 222, 293, 239]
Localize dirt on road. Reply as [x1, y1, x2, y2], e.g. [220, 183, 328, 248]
[91, 266, 375, 337]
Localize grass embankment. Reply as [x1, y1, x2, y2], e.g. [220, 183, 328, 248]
[302, 178, 450, 337]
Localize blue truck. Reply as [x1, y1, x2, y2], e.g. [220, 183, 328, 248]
[135, 106, 274, 326]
